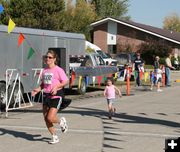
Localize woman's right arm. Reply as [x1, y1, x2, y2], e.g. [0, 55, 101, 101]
[31, 86, 42, 97]
[32, 70, 43, 96]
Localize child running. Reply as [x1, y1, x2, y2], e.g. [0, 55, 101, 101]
[104, 77, 122, 119]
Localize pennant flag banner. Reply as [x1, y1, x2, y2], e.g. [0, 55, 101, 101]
[27, 48, 35, 60]
[85, 76, 89, 86]
[70, 71, 75, 86]
[18, 33, 25, 47]
[92, 76, 96, 87]
[8, 18, 16, 33]
[0, 4, 4, 14]
[97, 76, 102, 87]
[144, 72, 149, 82]
[78, 76, 82, 90]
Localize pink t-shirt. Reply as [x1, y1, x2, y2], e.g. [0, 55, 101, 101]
[104, 85, 116, 99]
[41, 65, 68, 93]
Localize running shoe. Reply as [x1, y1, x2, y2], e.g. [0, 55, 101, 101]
[157, 89, 163, 92]
[49, 135, 59, 144]
[60, 117, 68, 133]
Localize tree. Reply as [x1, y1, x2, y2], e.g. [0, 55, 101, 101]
[138, 38, 172, 65]
[163, 13, 180, 32]
[91, 0, 130, 19]
[0, 0, 129, 39]
[0, 0, 97, 39]
[61, 0, 97, 40]
[0, 0, 65, 30]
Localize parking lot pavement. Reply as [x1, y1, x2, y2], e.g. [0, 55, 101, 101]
[0, 84, 180, 152]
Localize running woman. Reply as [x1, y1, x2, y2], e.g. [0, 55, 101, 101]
[32, 50, 69, 144]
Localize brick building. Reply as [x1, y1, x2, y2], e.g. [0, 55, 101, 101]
[90, 17, 180, 55]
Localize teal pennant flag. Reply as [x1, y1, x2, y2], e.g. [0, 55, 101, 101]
[27, 48, 35, 60]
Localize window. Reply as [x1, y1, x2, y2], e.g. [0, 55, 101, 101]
[108, 45, 117, 54]
[94, 55, 105, 66]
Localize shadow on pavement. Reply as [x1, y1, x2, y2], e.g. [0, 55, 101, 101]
[0, 128, 50, 142]
[64, 106, 180, 151]
[64, 87, 104, 95]
[113, 113, 180, 128]
[65, 107, 180, 128]
[3, 104, 180, 150]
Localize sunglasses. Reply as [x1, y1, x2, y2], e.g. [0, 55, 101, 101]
[45, 56, 54, 59]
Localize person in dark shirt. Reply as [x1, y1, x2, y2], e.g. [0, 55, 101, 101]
[133, 53, 144, 86]
[154, 56, 160, 72]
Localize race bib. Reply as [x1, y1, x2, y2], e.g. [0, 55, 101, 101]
[43, 73, 53, 84]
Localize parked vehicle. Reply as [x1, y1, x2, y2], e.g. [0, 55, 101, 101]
[96, 50, 117, 66]
[114, 52, 136, 81]
[85, 41, 117, 66]
[69, 52, 118, 94]
[0, 25, 118, 106]
[114, 52, 136, 69]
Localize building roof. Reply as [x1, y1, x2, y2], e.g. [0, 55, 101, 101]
[91, 17, 180, 45]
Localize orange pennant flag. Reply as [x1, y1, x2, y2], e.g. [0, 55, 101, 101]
[8, 18, 16, 34]
[18, 33, 25, 47]
[97, 76, 102, 87]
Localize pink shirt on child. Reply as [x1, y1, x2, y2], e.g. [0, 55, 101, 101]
[42, 65, 68, 94]
[104, 85, 116, 99]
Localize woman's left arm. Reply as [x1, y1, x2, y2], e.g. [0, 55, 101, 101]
[57, 80, 69, 88]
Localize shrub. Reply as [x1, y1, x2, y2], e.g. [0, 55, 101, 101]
[138, 39, 172, 65]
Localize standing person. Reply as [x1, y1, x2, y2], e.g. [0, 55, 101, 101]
[104, 77, 122, 119]
[165, 53, 175, 86]
[150, 56, 163, 92]
[32, 50, 69, 144]
[133, 53, 144, 86]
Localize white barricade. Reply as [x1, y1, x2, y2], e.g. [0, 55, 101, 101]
[4, 68, 43, 117]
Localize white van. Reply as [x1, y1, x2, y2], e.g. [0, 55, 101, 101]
[85, 41, 117, 66]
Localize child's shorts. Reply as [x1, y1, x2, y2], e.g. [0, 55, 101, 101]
[151, 77, 156, 84]
[157, 77, 162, 83]
[107, 98, 116, 105]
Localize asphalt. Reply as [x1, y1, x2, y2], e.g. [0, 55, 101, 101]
[0, 81, 180, 152]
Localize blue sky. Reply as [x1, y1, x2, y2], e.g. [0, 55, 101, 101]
[128, 0, 180, 28]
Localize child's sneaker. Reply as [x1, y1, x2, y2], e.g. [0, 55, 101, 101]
[49, 135, 59, 144]
[157, 89, 163, 92]
[60, 117, 68, 133]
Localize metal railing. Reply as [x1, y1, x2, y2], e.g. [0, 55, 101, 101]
[4, 68, 43, 117]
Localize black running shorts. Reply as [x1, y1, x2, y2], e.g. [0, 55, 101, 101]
[43, 97, 62, 109]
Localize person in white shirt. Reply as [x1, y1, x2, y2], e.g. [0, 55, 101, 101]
[156, 66, 163, 92]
